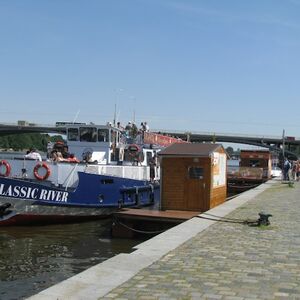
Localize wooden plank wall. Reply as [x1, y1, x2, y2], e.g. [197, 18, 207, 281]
[161, 149, 227, 212]
[210, 185, 227, 209]
[161, 157, 186, 210]
[161, 157, 210, 211]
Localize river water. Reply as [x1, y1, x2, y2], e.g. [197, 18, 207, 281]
[0, 151, 146, 299]
[0, 154, 240, 299]
[0, 220, 140, 300]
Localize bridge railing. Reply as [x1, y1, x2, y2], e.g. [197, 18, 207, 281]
[0, 121, 57, 127]
[152, 128, 300, 141]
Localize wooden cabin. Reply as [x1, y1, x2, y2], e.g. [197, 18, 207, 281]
[239, 150, 272, 179]
[159, 143, 227, 212]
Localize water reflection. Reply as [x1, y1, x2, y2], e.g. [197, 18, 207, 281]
[0, 220, 140, 300]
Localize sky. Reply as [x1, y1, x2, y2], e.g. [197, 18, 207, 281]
[1, 0, 300, 139]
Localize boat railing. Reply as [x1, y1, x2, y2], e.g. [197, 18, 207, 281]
[0, 153, 156, 182]
[85, 164, 150, 181]
[63, 163, 80, 190]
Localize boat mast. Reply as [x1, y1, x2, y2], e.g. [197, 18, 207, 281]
[113, 103, 117, 127]
[73, 110, 80, 123]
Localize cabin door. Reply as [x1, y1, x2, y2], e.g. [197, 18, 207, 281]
[184, 165, 207, 211]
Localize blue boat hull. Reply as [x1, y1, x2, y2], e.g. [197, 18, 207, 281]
[0, 172, 160, 226]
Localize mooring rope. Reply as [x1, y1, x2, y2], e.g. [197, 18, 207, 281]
[113, 217, 167, 235]
[195, 215, 258, 225]
[201, 212, 256, 223]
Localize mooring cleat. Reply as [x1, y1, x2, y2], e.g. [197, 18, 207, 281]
[257, 212, 272, 226]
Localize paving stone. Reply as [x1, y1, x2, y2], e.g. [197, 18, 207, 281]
[97, 181, 300, 299]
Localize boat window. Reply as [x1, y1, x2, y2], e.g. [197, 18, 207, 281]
[80, 127, 97, 142]
[68, 128, 79, 141]
[188, 167, 204, 179]
[111, 130, 117, 144]
[146, 152, 152, 164]
[98, 129, 109, 142]
[249, 159, 260, 167]
[101, 179, 114, 184]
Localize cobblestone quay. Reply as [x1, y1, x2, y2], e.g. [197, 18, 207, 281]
[101, 180, 300, 300]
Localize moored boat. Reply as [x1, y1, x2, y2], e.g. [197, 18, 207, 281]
[0, 122, 184, 226]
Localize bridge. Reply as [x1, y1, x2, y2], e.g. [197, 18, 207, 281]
[0, 123, 66, 135]
[157, 129, 300, 160]
[0, 122, 299, 159]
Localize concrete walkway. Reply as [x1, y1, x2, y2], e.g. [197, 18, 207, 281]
[28, 180, 300, 299]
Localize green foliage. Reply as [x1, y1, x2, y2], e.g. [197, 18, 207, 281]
[50, 135, 65, 143]
[0, 134, 64, 151]
[226, 146, 234, 155]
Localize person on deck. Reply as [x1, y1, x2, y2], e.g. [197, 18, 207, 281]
[149, 155, 156, 183]
[67, 153, 80, 163]
[296, 161, 300, 181]
[144, 122, 149, 132]
[24, 148, 42, 161]
[125, 121, 132, 131]
[62, 145, 70, 159]
[117, 122, 124, 131]
[283, 158, 291, 181]
[125, 121, 133, 138]
[131, 122, 138, 138]
[140, 122, 145, 132]
[50, 150, 65, 162]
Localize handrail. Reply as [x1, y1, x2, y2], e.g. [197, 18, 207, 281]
[63, 163, 79, 190]
[152, 128, 297, 140]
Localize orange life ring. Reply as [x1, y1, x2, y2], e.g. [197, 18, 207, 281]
[128, 144, 140, 152]
[0, 160, 11, 177]
[33, 162, 51, 181]
[128, 144, 144, 163]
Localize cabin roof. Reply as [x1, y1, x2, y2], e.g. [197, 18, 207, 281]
[158, 143, 225, 157]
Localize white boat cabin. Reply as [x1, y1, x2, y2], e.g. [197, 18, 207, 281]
[0, 124, 160, 187]
[65, 123, 158, 167]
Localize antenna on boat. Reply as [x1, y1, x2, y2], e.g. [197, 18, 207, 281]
[116, 109, 121, 124]
[133, 108, 136, 123]
[113, 103, 117, 126]
[73, 110, 80, 123]
[130, 96, 136, 123]
[114, 88, 124, 126]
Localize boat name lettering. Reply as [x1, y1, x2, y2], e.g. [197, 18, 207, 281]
[0, 184, 68, 202]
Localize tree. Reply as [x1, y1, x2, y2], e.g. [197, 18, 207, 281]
[226, 146, 234, 156]
[0, 133, 65, 151]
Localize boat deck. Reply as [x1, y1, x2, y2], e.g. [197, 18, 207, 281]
[111, 208, 200, 238]
[114, 208, 200, 222]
